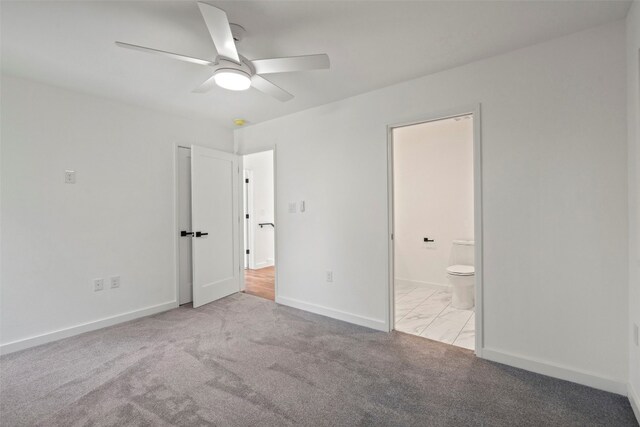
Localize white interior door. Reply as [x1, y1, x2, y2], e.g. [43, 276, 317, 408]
[178, 147, 193, 305]
[191, 145, 240, 308]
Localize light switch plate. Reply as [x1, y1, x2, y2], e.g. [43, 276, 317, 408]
[299, 200, 306, 212]
[110, 276, 121, 289]
[288, 202, 297, 213]
[65, 170, 76, 184]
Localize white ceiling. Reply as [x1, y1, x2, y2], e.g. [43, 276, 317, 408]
[1, 0, 631, 129]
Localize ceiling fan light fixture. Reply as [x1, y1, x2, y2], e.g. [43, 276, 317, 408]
[213, 69, 251, 91]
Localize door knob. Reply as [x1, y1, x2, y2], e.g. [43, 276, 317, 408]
[195, 231, 208, 237]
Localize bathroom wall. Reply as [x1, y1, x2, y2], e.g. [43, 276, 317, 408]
[243, 150, 275, 269]
[393, 117, 474, 288]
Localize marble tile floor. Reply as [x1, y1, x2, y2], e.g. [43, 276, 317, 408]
[394, 281, 475, 350]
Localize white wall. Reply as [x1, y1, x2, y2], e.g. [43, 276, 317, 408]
[393, 117, 474, 288]
[0, 75, 232, 352]
[236, 21, 628, 393]
[626, 0, 640, 416]
[243, 150, 274, 269]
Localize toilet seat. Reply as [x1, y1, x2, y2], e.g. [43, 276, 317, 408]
[446, 264, 474, 276]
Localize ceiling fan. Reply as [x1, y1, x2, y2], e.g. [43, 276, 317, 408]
[115, 2, 330, 102]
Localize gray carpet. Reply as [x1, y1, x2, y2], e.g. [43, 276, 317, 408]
[0, 293, 636, 426]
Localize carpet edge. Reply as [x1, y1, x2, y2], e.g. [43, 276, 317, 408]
[482, 347, 627, 395]
[0, 300, 178, 355]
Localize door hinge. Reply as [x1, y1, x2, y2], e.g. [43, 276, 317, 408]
[245, 214, 249, 219]
[245, 178, 249, 183]
[246, 249, 250, 255]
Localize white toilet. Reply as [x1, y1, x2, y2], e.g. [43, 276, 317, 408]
[447, 240, 475, 310]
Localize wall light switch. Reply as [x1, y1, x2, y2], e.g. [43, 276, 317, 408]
[65, 170, 76, 184]
[110, 276, 120, 289]
[300, 200, 306, 212]
[326, 271, 333, 282]
[93, 278, 104, 292]
[288, 202, 297, 213]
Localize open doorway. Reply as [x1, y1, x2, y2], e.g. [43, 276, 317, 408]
[389, 112, 481, 351]
[242, 150, 275, 301]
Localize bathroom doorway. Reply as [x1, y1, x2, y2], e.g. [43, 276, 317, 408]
[388, 109, 482, 353]
[242, 150, 276, 301]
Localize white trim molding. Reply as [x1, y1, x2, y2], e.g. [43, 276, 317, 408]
[482, 347, 627, 395]
[629, 382, 640, 424]
[276, 296, 387, 331]
[237, 146, 278, 300]
[0, 301, 177, 355]
[387, 104, 484, 355]
[254, 260, 275, 269]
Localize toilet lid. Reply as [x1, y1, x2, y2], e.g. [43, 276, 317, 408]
[447, 264, 474, 276]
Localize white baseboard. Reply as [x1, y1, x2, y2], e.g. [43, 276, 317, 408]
[395, 278, 449, 291]
[254, 259, 274, 269]
[482, 347, 627, 395]
[0, 301, 177, 355]
[276, 296, 387, 331]
[629, 382, 640, 424]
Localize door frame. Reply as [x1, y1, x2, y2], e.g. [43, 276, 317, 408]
[175, 145, 194, 305]
[243, 169, 255, 270]
[238, 147, 278, 300]
[387, 104, 484, 356]
[174, 144, 191, 306]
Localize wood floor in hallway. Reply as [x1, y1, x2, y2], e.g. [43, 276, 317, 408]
[244, 266, 275, 301]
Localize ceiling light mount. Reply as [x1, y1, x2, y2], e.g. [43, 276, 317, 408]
[229, 23, 246, 43]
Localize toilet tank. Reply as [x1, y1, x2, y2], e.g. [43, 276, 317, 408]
[450, 240, 475, 266]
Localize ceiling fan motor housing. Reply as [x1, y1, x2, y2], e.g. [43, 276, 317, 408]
[214, 56, 254, 76]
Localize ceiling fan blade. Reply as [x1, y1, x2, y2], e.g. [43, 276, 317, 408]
[115, 41, 212, 66]
[251, 75, 293, 102]
[252, 54, 330, 75]
[192, 74, 217, 93]
[197, 2, 240, 63]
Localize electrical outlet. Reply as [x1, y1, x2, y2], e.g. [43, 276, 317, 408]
[64, 170, 76, 184]
[93, 278, 104, 292]
[326, 271, 333, 282]
[634, 323, 639, 347]
[110, 276, 120, 289]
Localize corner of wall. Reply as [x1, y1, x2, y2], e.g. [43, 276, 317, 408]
[627, 0, 640, 419]
[629, 382, 640, 423]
